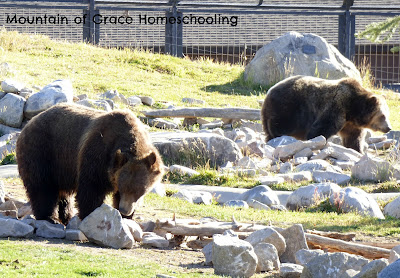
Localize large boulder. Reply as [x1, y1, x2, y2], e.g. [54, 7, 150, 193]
[244, 31, 361, 86]
[0, 93, 26, 127]
[286, 183, 341, 211]
[212, 234, 258, 277]
[329, 187, 385, 219]
[24, 79, 74, 119]
[79, 204, 134, 249]
[384, 196, 400, 219]
[240, 185, 280, 206]
[351, 154, 400, 182]
[150, 131, 242, 167]
[301, 252, 369, 278]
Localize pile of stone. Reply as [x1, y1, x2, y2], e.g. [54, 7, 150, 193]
[201, 223, 400, 278]
[0, 78, 156, 129]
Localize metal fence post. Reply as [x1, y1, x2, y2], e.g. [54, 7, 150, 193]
[83, 0, 99, 44]
[338, 0, 355, 59]
[165, 6, 183, 57]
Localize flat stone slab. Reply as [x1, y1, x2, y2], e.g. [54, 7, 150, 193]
[0, 165, 19, 178]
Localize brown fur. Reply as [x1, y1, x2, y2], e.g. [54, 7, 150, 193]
[16, 103, 164, 224]
[261, 75, 391, 153]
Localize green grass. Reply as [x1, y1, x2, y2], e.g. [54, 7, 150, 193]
[0, 29, 267, 112]
[145, 194, 400, 237]
[0, 238, 221, 278]
[165, 168, 261, 189]
[0, 240, 164, 278]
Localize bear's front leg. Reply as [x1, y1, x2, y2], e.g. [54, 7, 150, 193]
[307, 114, 345, 140]
[339, 123, 367, 153]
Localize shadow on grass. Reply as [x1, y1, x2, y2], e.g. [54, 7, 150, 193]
[201, 72, 271, 96]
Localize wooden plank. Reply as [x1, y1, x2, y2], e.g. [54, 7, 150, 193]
[142, 107, 261, 120]
[306, 233, 391, 260]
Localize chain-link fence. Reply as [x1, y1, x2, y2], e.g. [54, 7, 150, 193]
[0, 1, 399, 85]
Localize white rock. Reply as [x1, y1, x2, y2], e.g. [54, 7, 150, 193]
[142, 232, 169, 248]
[128, 96, 142, 106]
[279, 263, 304, 278]
[277, 171, 313, 183]
[273, 136, 326, 160]
[79, 204, 134, 249]
[171, 190, 193, 203]
[254, 243, 280, 272]
[169, 165, 199, 177]
[295, 249, 324, 265]
[351, 154, 400, 182]
[244, 31, 361, 86]
[384, 196, 400, 219]
[327, 142, 362, 162]
[191, 191, 213, 205]
[182, 97, 205, 105]
[123, 219, 143, 242]
[0, 218, 34, 237]
[389, 245, 400, 264]
[213, 234, 258, 277]
[76, 99, 112, 111]
[236, 156, 257, 169]
[24, 80, 73, 119]
[65, 229, 88, 241]
[294, 147, 313, 159]
[240, 185, 280, 206]
[367, 136, 387, 144]
[330, 187, 385, 219]
[276, 224, 308, 264]
[245, 227, 286, 256]
[148, 118, 178, 129]
[294, 157, 308, 166]
[279, 162, 293, 174]
[267, 136, 298, 148]
[312, 170, 351, 185]
[224, 200, 249, 209]
[0, 93, 25, 128]
[138, 96, 154, 106]
[286, 182, 341, 210]
[259, 176, 285, 186]
[35, 220, 66, 239]
[1, 79, 24, 93]
[248, 199, 271, 211]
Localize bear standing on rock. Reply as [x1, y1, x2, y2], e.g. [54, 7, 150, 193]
[16, 103, 164, 225]
[261, 75, 391, 153]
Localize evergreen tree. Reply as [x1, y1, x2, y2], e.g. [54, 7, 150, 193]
[357, 16, 400, 53]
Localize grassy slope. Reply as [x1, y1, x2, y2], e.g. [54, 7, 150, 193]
[0, 30, 266, 112]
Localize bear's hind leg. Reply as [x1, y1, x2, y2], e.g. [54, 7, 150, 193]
[25, 179, 59, 223]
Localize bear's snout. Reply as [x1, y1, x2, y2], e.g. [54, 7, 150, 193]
[119, 203, 135, 217]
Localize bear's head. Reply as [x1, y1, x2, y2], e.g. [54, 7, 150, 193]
[342, 78, 392, 134]
[111, 149, 164, 217]
[366, 95, 392, 133]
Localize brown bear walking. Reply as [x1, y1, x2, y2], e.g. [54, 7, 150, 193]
[261, 75, 391, 153]
[16, 103, 164, 225]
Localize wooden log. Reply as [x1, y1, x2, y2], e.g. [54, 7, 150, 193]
[305, 233, 391, 260]
[306, 229, 356, 241]
[154, 218, 267, 237]
[142, 107, 261, 121]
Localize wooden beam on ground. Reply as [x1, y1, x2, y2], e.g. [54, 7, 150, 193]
[306, 229, 356, 241]
[154, 218, 267, 237]
[142, 107, 261, 121]
[305, 233, 391, 260]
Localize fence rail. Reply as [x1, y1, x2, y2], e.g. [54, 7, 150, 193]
[1, 0, 400, 85]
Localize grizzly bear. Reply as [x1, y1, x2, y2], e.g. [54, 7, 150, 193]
[261, 75, 391, 153]
[16, 103, 164, 225]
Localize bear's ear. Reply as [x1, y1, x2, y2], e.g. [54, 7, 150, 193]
[114, 149, 129, 168]
[144, 151, 157, 168]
